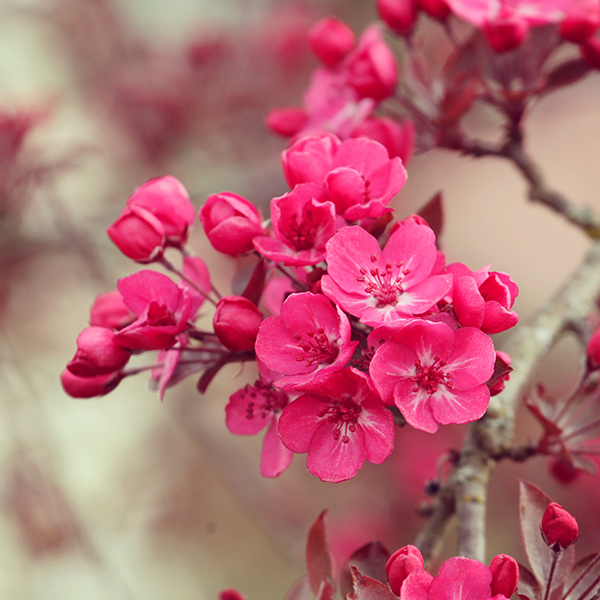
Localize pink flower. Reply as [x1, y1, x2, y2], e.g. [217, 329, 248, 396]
[342, 25, 398, 101]
[255, 291, 358, 390]
[253, 183, 336, 266]
[369, 320, 495, 433]
[452, 269, 519, 334]
[386, 545, 425, 596]
[61, 370, 122, 399]
[352, 117, 415, 165]
[126, 176, 195, 246]
[67, 326, 131, 377]
[560, 0, 600, 42]
[114, 270, 193, 350]
[483, 8, 530, 52]
[489, 554, 519, 598]
[89, 290, 135, 330]
[308, 17, 356, 68]
[226, 374, 293, 478]
[399, 554, 515, 600]
[322, 224, 452, 326]
[200, 192, 264, 256]
[265, 107, 309, 137]
[541, 502, 579, 549]
[213, 296, 263, 351]
[282, 134, 341, 189]
[278, 367, 395, 482]
[377, 0, 419, 35]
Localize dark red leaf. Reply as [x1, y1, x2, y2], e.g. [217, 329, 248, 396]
[563, 553, 600, 600]
[517, 563, 541, 600]
[347, 566, 397, 600]
[541, 60, 591, 98]
[306, 510, 334, 595]
[417, 192, 443, 242]
[340, 542, 391, 599]
[241, 257, 267, 305]
[486, 354, 514, 391]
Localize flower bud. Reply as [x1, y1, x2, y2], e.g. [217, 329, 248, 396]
[541, 502, 578, 550]
[549, 457, 580, 485]
[416, 0, 450, 20]
[281, 134, 340, 188]
[377, 0, 418, 35]
[67, 326, 131, 377]
[200, 193, 264, 256]
[308, 17, 356, 68]
[265, 107, 308, 137]
[60, 369, 122, 399]
[89, 290, 135, 330]
[559, 1, 600, 43]
[386, 545, 424, 596]
[483, 9, 529, 53]
[107, 204, 166, 263]
[213, 296, 263, 351]
[489, 554, 519, 598]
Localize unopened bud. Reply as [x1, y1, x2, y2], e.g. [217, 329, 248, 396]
[541, 502, 578, 550]
[308, 17, 356, 68]
[560, 1, 600, 43]
[213, 296, 263, 351]
[489, 554, 519, 598]
[386, 545, 424, 596]
[483, 10, 529, 53]
[377, 0, 418, 36]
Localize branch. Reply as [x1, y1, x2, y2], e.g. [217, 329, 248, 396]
[415, 238, 600, 562]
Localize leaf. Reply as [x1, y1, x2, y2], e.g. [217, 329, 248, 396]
[519, 480, 575, 594]
[306, 510, 334, 595]
[417, 192, 443, 242]
[563, 553, 600, 600]
[231, 253, 264, 300]
[541, 60, 591, 98]
[486, 354, 514, 392]
[283, 576, 312, 600]
[339, 542, 391, 599]
[517, 563, 541, 600]
[241, 257, 267, 306]
[347, 566, 397, 600]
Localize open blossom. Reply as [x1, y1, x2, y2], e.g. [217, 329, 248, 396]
[252, 183, 336, 266]
[370, 320, 495, 433]
[114, 270, 193, 351]
[226, 371, 293, 478]
[322, 224, 452, 326]
[399, 551, 517, 600]
[89, 290, 135, 330]
[255, 292, 358, 390]
[278, 367, 395, 482]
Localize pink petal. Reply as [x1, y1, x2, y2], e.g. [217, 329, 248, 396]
[117, 270, 182, 315]
[226, 387, 272, 435]
[400, 570, 433, 600]
[358, 398, 395, 464]
[481, 302, 519, 334]
[279, 395, 326, 453]
[447, 327, 495, 389]
[429, 557, 492, 600]
[393, 381, 439, 433]
[370, 341, 417, 404]
[453, 275, 485, 328]
[260, 418, 294, 478]
[429, 385, 490, 426]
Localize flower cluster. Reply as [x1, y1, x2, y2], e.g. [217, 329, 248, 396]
[62, 128, 518, 483]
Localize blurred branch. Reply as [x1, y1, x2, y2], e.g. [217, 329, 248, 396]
[416, 238, 600, 562]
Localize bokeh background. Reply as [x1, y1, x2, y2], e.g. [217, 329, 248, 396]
[3, 0, 600, 598]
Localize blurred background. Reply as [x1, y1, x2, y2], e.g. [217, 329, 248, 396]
[3, 0, 600, 598]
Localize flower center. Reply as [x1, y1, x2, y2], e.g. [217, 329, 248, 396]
[146, 301, 177, 326]
[356, 254, 411, 307]
[410, 357, 453, 395]
[294, 328, 337, 367]
[243, 380, 289, 420]
[285, 209, 317, 251]
[317, 396, 362, 444]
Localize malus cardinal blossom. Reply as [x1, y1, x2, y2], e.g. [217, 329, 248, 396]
[278, 368, 395, 482]
[370, 320, 495, 433]
[213, 296, 263, 352]
[67, 326, 131, 377]
[322, 224, 451, 326]
[541, 502, 579, 549]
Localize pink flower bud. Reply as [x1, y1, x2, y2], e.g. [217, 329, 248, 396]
[483, 9, 529, 52]
[67, 326, 131, 377]
[60, 369, 122, 398]
[560, 1, 600, 43]
[541, 502, 578, 549]
[219, 590, 248, 600]
[416, 0, 450, 20]
[107, 205, 166, 263]
[352, 117, 414, 164]
[213, 296, 263, 351]
[200, 193, 264, 256]
[127, 176, 195, 247]
[587, 327, 600, 367]
[582, 36, 600, 69]
[489, 554, 519, 598]
[377, 0, 418, 34]
[265, 107, 308, 137]
[89, 290, 135, 330]
[308, 17, 356, 68]
[386, 545, 424, 596]
[549, 457, 580, 485]
[343, 25, 398, 101]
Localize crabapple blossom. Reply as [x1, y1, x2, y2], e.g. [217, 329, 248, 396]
[213, 296, 263, 352]
[418, 0, 451, 20]
[559, 0, 600, 42]
[352, 117, 415, 164]
[255, 291, 358, 389]
[226, 375, 293, 478]
[66, 326, 131, 377]
[377, 0, 419, 36]
[60, 369, 122, 399]
[253, 183, 336, 266]
[200, 192, 264, 256]
[386, 545, 424, 596]
[369, 320, 495, 433]
[264, 106, 308, 137]
[278, 368, 395, 482]
[541, 502, 579, 549]
[89, 290, 135, 330]
[483, 9, 530, 52]
[322, 224, 451, 326]
[282, 134, 341, 189]
[488, 554, 519, 598]
[308, 17, 356, 68]
[114, 270, 193, 350]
